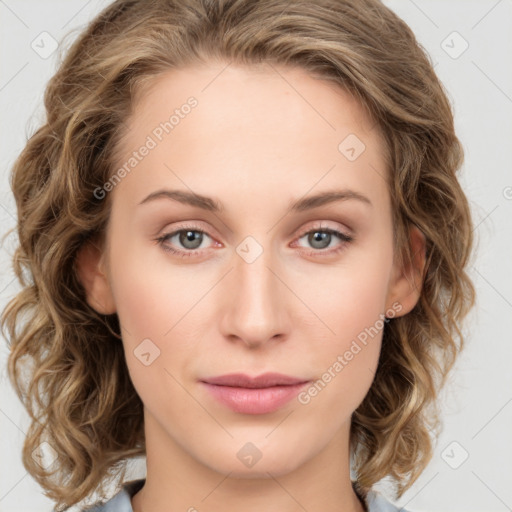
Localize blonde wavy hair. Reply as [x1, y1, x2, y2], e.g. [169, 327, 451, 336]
[1, 0, 475, 510]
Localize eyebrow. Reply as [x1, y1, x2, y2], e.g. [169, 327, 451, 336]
[138, 188, 372, 212]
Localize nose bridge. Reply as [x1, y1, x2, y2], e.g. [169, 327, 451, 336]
[221, 235, 288, 346]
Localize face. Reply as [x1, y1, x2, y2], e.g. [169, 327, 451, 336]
[78, 61, 423, 479]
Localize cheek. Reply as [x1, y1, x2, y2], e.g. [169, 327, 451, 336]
[295, 243, 392, 403]
[299, 248, 393, 343]
[297, 278, 387, 422]
[108, 229, 203, 337]
[106, 239, 210, 384]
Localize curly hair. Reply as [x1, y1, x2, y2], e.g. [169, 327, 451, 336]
[1, 0, 475, 510]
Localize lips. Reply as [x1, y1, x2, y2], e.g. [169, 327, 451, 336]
[200, 372, 310, 414]
[202, 372, 309, 388]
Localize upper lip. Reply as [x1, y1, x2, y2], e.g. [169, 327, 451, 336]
[201, 372, 309, 388]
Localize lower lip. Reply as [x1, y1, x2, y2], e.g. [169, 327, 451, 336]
[201, 382, 309, 414]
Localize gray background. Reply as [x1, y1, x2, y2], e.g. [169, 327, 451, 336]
[1, 1, 511, 511]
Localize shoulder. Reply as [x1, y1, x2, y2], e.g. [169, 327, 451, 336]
[82, 479, 145, 512]
[365, 488, 412, 512]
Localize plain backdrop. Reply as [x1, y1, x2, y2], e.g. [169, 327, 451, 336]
[1, 1, 511, 511]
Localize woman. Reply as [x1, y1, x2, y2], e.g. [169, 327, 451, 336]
[1, 1, 475, 511]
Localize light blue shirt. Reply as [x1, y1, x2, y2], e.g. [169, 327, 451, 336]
[86, 479, 411, 511]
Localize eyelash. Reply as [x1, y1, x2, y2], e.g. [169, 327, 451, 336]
[154, 223, 354, 259]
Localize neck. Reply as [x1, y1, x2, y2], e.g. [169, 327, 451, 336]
[131, 409, 366, 512]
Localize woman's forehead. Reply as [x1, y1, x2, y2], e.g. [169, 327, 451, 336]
[127, 63, 378, 137]
[111, 63, 389, 209]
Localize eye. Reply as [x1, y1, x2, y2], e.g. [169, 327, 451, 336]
[293, 225, 353, 256]
[154, 224, 216, 258]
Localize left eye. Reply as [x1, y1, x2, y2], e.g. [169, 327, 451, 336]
[296, 228, 352, 251]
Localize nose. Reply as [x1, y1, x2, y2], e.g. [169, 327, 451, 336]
[220, 243, 291, 349]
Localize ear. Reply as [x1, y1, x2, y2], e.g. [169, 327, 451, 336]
[385, 224, 426, 317]
[75, 236, 117, 315]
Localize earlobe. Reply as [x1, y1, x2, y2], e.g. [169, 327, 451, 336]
[385, 224, 427, 317]
[75, 237, 117, 315]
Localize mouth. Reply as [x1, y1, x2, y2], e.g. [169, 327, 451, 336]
[200, 372, 311, 414]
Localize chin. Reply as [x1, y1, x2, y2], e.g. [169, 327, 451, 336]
[199, 441, 308, 479]
[211, 459, 302, 479]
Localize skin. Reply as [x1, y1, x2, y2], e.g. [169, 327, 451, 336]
[77, 61, 426, 512]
